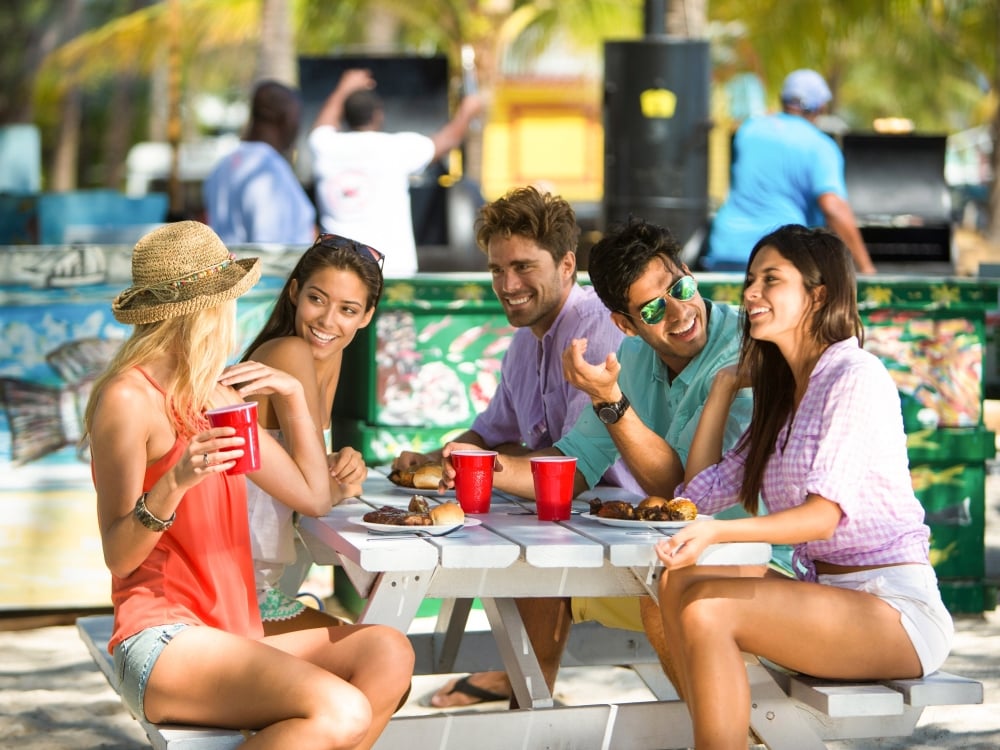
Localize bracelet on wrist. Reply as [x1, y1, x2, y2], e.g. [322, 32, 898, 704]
[133, 493, 175, 532]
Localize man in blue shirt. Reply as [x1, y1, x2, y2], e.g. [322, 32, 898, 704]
[703, 69, 875, 274]
[436, 218, 789, 707]
[203, 81, 317, 246]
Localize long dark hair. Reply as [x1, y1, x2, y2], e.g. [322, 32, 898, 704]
[736, 225, 863, 514]
[242, 237, 384, 359]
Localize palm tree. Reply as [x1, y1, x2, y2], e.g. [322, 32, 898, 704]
[37, 0, 267, 210]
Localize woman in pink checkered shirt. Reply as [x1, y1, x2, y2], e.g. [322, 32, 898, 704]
[654, 224, 953, 749]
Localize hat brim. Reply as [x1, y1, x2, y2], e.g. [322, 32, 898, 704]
[113, 257, 262, 324]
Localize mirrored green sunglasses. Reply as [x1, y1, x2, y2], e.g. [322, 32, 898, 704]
[636, 275, 698, 325]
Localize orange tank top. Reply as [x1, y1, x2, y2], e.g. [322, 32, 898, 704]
[107, 368, 263, 652]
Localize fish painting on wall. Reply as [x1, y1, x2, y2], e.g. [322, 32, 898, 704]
[0, 337, 119, 464]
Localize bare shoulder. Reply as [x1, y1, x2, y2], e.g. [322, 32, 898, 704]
[90, 368, 165, 458]
[94, 368, 159, 416]
[248, 336, 316, 376]
[249, 336, 312, 364]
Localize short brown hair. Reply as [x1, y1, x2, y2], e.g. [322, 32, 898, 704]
[475, 186, 579, 273]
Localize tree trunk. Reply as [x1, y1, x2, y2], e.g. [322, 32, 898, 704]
[166, 0, 183, 216]
[254, 0, 296, 86]
[44, 0, 84, 191]
[666, 0, 707, 38]
[102, 74, 138, 189]
[986, 17, 1000, 245]
[50, 87, 82, 191]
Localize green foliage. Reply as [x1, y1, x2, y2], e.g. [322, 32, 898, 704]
[707, 0, 998, 132]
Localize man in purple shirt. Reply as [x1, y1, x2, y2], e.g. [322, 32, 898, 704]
[392, 186, 628, 704]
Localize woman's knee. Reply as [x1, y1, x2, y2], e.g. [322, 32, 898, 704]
[309, 682, 373, 747]
[365, 625, 415, 669]
[353, 625, 415, 697]
[678, 580, 736, 634]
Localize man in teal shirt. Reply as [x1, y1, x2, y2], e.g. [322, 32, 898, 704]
[436, 218, 788, 707]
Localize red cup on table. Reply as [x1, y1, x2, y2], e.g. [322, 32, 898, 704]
[451, 450, 498, 513]
[205, 402, 261, 475]
[530, 456, 578, 521]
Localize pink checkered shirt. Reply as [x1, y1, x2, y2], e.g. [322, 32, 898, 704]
[678, 337, 930, 581]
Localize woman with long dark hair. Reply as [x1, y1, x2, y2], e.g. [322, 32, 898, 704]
[655, 224, 952, 749]
[242, 233, 384, 634]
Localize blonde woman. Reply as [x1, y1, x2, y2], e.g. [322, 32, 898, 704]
[85, 221, 413, 749]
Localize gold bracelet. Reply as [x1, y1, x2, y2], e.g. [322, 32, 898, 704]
[134, 493, 175, 532]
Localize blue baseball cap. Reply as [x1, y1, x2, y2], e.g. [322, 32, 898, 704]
[780, 69, 832, 112]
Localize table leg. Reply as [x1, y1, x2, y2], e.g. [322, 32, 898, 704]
[433, 598, 474, 674]
[480, 598, 554, 709]
[357, 570, 435, 631]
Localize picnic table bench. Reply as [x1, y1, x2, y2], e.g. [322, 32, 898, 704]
[76, 613, 983, 750]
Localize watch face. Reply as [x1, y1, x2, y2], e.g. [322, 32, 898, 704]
[598, 405, 620, 424]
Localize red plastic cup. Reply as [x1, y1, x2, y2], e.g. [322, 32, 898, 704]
[451, 450, 497, 513]
[531, 456, 578, 521]
[205, 402, 261, 475]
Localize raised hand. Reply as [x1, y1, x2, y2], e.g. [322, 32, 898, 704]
[218, 360, 305, 401]
[561, 338, 622, 402]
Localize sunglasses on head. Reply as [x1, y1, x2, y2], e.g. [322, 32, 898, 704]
[316, 233, 385, 269]
[633, 275, 698, 325]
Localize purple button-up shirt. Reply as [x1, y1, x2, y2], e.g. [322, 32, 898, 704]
[678, 337, 930, 581]
[471, 284, 631, 486]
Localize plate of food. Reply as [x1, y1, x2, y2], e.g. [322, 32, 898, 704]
[352, 497, 480, 533]
[386, 463, 453, 494]
[351, 516, 483, 534]
[580, 496, 706, 529]
[579, 513, 701, 529]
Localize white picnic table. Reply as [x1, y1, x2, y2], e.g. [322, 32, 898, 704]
[297, 471, 775, 749]
[74, 470, 983, 750]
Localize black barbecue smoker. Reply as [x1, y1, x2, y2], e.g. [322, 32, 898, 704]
[843, 132, 955, 273]
[602, 2, 710, 254]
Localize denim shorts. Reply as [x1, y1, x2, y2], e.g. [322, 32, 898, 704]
[819, 564, 954, 676]
[112, 623, 189, 722]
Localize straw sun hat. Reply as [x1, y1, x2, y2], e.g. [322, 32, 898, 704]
[113, 221, 261, 324]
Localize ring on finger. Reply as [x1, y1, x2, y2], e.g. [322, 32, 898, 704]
[203, 453, 211, 467]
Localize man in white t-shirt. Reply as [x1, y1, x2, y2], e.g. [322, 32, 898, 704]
[203, 80, 317, 245]
[308, 69, 482, 276]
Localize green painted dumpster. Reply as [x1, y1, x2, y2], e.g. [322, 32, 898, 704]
[334, 273, 1000, 613]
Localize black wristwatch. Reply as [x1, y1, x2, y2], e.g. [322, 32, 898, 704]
[594, 393, 630, 425]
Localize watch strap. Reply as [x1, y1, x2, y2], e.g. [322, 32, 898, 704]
[594, 393, 631, 424]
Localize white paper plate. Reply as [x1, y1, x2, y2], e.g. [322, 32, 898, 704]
[350, 516, 482, 533]
[578, 512, 705, 529]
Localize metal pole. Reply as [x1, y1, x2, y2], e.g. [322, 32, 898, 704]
[644, 0, 667, 36]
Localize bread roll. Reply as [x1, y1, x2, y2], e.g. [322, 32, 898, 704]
[412, 463, 443, 489]
[637, 496, 668, 511]
[666, 498, 697, 521]
[429, 502, 465, 526]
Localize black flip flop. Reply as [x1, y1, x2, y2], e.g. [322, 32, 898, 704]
[444, 675, 509, 703]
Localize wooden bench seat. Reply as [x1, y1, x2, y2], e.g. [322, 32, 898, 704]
[77, 614, 984, 750]
[76, 615, 246, 750]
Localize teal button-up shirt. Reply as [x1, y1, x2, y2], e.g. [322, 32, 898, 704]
[556, 299, 751, 492]
[555, 299, 792, 573]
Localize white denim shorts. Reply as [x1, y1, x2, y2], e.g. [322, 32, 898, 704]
[112, 623, 189, 722]
[818, 564, 954, 676]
